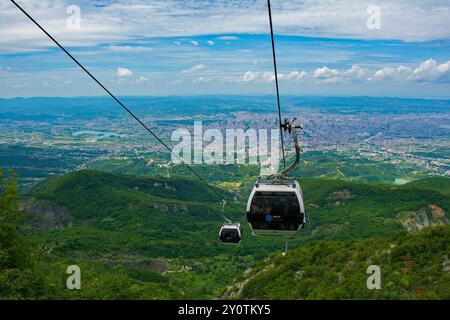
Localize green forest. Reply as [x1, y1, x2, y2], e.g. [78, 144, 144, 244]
[0, 168, 449, 299]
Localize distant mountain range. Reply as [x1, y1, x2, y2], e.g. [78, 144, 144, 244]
[1, 96, 449, 119]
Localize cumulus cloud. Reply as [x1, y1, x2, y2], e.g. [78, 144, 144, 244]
[187, 59, 450, 86]
[117, 67, 133, 77]
[287, 71, 308, 81]
[369, 59, 450, 83]
[242, 71, 258, 82]
[369, 65, 412, 82]
[240, 61, 449, 85]
[410, 59, 450, 83]
[236, 70, 306, 83]
[343, 65, 367, 80]
[314, 66, 339, 83]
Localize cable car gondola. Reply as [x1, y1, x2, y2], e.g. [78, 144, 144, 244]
[219, 223, 242, 244]
[246, 118, 308, 236]
[218, 200, 242, 244]
[246, 1, 309, 237]
[247, 179, 305, 236]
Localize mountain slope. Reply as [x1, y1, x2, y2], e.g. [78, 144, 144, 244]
[24, 171, 450, 257]
[21, 171, 450, 299]
[299, 177, 449, 240]
[224, 225, 450, 300]
[25, 170, 239, 260]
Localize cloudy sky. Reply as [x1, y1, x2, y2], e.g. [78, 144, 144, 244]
[0, 0, 449, 98]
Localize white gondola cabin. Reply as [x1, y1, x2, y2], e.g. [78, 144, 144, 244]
[246, 179, 307, 236]
[219, 223, 242, 244]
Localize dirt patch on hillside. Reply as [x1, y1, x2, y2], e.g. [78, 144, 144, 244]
[430, 204, 445, 218]
[326, 189, 355, 206]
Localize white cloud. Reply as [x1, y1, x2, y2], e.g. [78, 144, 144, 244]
[262, 71, 275, 83]
[108, 45, 153, 52]
[192, 64, 206, 71]
[117, 67, 133, 77]
[217, 36, 240, 41]
[314, 66, 339, 83]
[136, 75, 149, 83]
[369, 65, 412, 82]
[368, 59, 450, 83]
[2, 0, 450, 54]
[410, 59, 450, 83]
[235, 70, 306, 83]
[287, 71, 308, 81]
[183, 64, 206, 73]
[310, 65, 367, 84]
[343, 65, 367, 80]
[242, 71, 258, 82]
[164, 59, 450, 87]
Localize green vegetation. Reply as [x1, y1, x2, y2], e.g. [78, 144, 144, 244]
[1, 168, 449, 299]
[0, 145, 103, 188]
[227, 225, 450, 300]
[296, 151, 430, 183]
[0, 169, 50, 299]
[89, 151, 432, 185]
[0, 169, 183, 299]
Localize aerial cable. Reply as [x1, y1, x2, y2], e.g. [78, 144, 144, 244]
[267, 0, 286, 170]
[220, 200, 231, 223]
[9, 0, 232, 209]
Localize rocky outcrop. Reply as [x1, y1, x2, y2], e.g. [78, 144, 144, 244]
[222, 264, 275, 299]
[153, 182, 176, 192]
[397, 205, 448, 232]
[152, 202, 188, 214]
[326, 189, 355, 206]
[23, 199, 74, 230]
[442, 255, 450, 274]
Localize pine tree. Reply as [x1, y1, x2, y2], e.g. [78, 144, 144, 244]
[0, 169, 31, 298]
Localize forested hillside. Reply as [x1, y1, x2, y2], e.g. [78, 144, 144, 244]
[1, 169, 449, 299]
[224, 225, 450, 300]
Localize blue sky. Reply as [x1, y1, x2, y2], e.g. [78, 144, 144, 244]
[0, 0, 449, 98]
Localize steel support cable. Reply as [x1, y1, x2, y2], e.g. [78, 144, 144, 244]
[267, 0, 286, 170]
